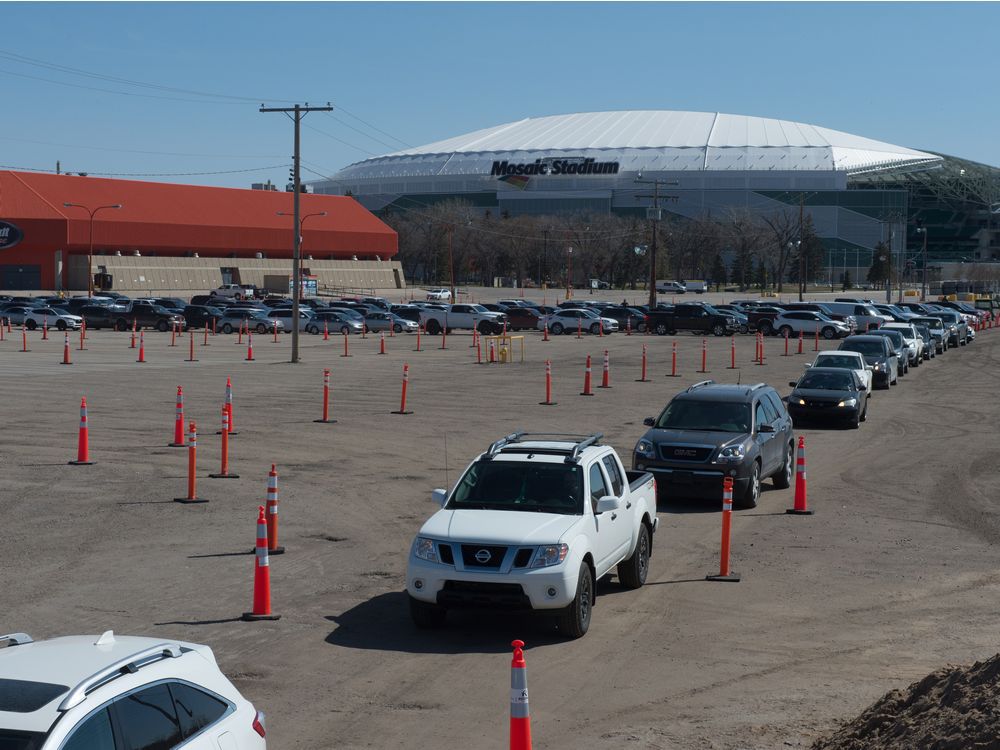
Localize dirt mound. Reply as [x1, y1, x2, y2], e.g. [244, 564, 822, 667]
[814, 654, 1000, 750]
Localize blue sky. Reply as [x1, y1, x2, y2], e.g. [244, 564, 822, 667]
[2, 2, 997, 188]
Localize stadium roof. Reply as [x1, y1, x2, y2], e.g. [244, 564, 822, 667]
[345, 110, 942, 175]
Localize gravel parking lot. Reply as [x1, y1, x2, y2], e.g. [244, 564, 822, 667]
[3, 299, 999, 749]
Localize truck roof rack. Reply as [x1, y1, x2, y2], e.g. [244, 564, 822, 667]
[484, 432, 603, 464]
[0, 633, 33, 648]
[58, 643, 186, 712]
[686, 380, 715, 392]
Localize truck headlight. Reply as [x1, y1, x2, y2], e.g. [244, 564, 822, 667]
[532, 544, 569, 568]
[719, 444, 746, 459]
[837, 398, 857, 408]
[872, 363, 882, 371]
[794, 398, 807, 405]
[635, 440, 655, 459]
[413, 537, 439, 563]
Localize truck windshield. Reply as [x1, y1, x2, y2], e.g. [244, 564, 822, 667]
[656, 401, 750, 433]
[448, 460, 584, 515]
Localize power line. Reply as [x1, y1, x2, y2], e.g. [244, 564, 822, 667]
[334, 105, 413, 149]
[0, 135, 285, 159]
[0, 163, 290, 177]
[303, 124, 379, 157]
[321, 111, 405, 152]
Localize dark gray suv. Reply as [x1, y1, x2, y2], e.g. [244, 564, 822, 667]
[633, 381, 795, 509]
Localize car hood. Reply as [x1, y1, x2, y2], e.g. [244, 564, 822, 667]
[791, 387, 855, 402]
[420, 509, 582, 544]
[642, 427, 744, 451]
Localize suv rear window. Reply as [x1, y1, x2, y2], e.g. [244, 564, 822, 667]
[0, 731, 44, 750]
[656, 400, 750, 433]
[0, 678, 67, 712]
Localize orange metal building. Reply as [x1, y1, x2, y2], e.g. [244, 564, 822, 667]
[0, 170, 397, 290]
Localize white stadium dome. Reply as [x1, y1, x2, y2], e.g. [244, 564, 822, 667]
[332, 110, 941, 180]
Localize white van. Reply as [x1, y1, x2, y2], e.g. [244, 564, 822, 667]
[824, 301, 891, 331]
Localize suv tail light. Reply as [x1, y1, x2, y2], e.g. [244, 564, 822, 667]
[252, 710, 266, 738]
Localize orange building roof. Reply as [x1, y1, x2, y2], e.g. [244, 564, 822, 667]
[0, 170, 396, 257]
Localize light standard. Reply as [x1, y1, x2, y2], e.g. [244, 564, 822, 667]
[62, 202, 122, 297]
[565, 247, 573, 300]
[915, 222, 929, 301]
[277, 209, 327, 363]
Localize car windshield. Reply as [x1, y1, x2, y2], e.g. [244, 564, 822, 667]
[816, 355, 861, 370]
[448, 460, 584, 515]
[578, 309, 599, 318]
[798, 371, 854, 390]
[656, 400, 750, 433]
[913, 317, 943, 330]
[0, 731, 44, 750]
[936, 312, 959, 323]
[841, 340, 885, 356]
[469, 305, 489, 313]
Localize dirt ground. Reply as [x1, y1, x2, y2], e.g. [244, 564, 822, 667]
[3, 290, 999, 749]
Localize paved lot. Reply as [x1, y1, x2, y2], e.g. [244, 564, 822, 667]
[2, 300, 998, 748]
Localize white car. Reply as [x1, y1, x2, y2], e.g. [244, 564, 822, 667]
[406, 432, 658, 638]
[882, 323, 923, 366]
[24, 307, 82, 331]
[425, 288, 452, 301]
[0, 631, 266, 749]
[538, 308, 618, 335]
[806, 351, 873, 395]
[655, 281, 687, 294]
[772, 311, 851, 339]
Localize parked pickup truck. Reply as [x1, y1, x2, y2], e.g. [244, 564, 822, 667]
[211, 283, 255, 300]
[112, 300, 186, 332]
[406, 432, 658, 638]
[644, 302, 739, 336]
[419, 303, 507, 335]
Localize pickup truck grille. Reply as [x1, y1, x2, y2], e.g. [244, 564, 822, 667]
[438, 581, 531, 609]
[461, 544, 507, 569]
[659, 445, 714, 462]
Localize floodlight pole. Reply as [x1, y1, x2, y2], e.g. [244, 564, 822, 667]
[260, 102, 333, 363]
[62, 202, 122, 297]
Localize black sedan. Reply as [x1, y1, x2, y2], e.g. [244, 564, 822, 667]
[183, 304, 225, 330]
[77, 305, 119, 329]
[787, 367, 869, 429]
[596, 305, 646, 332]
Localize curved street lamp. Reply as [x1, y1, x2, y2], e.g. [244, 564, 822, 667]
[277, 210, 328, 363]
[63, 202, 123, 297]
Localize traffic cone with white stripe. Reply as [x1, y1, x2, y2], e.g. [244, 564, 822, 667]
[580, 354, 594, 396]
[68, 397, 94, 466]
[265, 464, 284, 554]
[242, 506, 281, 621]
[136, 331, 146, 363]
[509, 640, 532, 750]
[60, 332, 72, 365]
[598, 349, 611, 388]
[169, 386, 186, 447]
[209, 407, 239, 479]
[174, 422, 207, 504]
[219, 377, 238, 435]
[706, 477, 740, 582]
[246, 332, 255, 361]
[786, 436, 813, 515]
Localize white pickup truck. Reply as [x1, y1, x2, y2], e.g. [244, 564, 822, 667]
[211, 283, 255, 300]
[419, 303, 507, 335]
[406, 432, 658, 638]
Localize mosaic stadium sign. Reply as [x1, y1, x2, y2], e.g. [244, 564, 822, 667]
[490, 158, 620, 177]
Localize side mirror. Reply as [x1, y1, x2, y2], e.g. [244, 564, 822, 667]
[595, 495, 620, 514]
[803, 363, 811, 368]
[643, 417, 655, 427]
[758, 423, 776, 433]
[788, 381, 798, 388]
[431, 489, 448, 507]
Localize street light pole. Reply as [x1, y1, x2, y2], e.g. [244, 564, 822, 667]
[566, 247, 573, 300]
[278, 209, 327, 350]
[635, 174, 680, 308]
[917, 225, 929, 301]
[63, 202, 122, 297]
[447, 223, 455, 304]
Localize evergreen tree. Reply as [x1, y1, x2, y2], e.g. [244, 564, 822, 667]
[710, 254, 728, 291]
[867, 242, 891, 289]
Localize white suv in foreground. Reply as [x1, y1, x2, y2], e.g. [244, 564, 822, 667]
[0, 631, 266, 749]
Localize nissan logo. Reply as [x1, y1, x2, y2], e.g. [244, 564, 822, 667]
[474, 549, 492, 564]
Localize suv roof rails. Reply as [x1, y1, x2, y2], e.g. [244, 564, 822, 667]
[0, 633, 33, 647]
[58, 643, 186, 712]
[485, 432, 604, 463]
[748, 383, 767, 391]
[686, 379, 715, 392]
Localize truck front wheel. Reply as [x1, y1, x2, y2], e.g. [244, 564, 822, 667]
[557, 563, 593, 639]
[618, 525, 650, 589]
[115, 318, 128, 332]
[409, 596, 446, 629]
[425, 319, 441, 335]
[156, 320, 169, 332]
[712, 323, 726, 337]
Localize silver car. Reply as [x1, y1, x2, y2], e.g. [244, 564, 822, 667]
[218, 311, 285, 334]
[306, 311, 365, 335]
[364, 311, 419, 333]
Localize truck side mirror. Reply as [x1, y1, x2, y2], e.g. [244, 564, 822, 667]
[595, 495, 620, 514]
[643, 417, 655, 426]
[788, 381, 798, 388]
[431, 489, 448, 507]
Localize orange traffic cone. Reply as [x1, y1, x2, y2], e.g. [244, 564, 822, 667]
[219, 377, 238, 435]
[246, 333, 255, 361]
[787, 436, 813, 515]
[174, 422, 207, 503]
[60, 332, 72, 365]
[68, 397, 94, 466]
[706, 477, 741, 582]
[136, 331, 146, 363]
[169, 386, 186, 447]
[242, 506, 280, 621]
[580, 355, 594, 396]
[509, 640, 533, 750]
[265, 464, 284, 554]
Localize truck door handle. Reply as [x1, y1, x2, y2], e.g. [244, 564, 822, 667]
[611, 513, 618, 520]
[625, 501, 632, 509]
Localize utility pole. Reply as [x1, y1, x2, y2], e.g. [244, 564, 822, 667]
[260, 102, 333, 364]
[635, 174, 679, 308]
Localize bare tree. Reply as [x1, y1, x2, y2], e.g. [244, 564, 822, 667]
[762, 209, 799, 292]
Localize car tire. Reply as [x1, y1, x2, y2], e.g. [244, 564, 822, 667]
[425, 319, 441, 335]
[556, 563, 593, 639]
[861, 403, 868, 422]
[477, 320, 493, 334]
[735, 461, 760, 510]
[779, 325, 793, 339]
[550, 323, 564, 335]
[409, 596, 447, 629]
[256, 323, 268, 334]
[307, 325, 319, 335]
[340, 325, 350, 335]
[393, 323, 402, 333]
[221, 323, 233, 334]
[617, 525, 650, 590]
[822, 326, 837, 340]
[637, 322, 647, 333]
[738, 324, 749, 335]
[712, 324, 726, 337]
[590, 323, 602, 335]
[759, 320, 773, 336]
[115, 318, 129, 332]
[773, 442, 793, 489]
[156, 320, 169, 332]
[655, 322, 668, 336]
[25, 319, 37, 331]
